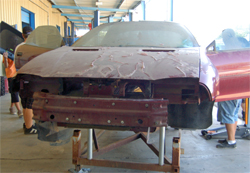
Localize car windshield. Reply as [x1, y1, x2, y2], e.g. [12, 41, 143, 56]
[72, 21, 199, 48]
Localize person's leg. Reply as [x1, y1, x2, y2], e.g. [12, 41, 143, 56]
[225, 121, 237, 141]
[22, 97, 37, 134]
[8, 78, 16, 114]
[12, 92, 23, 117]
[216, 99, 241, 148]
[14, 102, 21, 111]
[23, 108, 33, 129]
[9, 93, 17, 114]
[241, 99, 246, 121]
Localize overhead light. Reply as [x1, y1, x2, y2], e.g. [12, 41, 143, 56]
[96, 2, 103, 5]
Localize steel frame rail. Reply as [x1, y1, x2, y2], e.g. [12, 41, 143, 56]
[71, 128, 181, 173]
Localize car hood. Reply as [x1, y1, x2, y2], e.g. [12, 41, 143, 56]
[17, 46, 200, 80]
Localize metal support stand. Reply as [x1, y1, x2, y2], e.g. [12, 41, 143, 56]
[87, 129, 92, 160]
[201, 98, 250, 140]
[71, 128, 182, 173]
[159, 126, 165, 166]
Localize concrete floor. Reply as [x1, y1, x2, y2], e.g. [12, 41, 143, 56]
[1, 93, 250, 173]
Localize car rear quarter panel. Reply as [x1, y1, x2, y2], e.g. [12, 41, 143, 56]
[15, 44, 53, 69]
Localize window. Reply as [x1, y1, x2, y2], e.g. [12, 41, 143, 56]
[21, 7, 35, 30]
[56, 25, 60, 33]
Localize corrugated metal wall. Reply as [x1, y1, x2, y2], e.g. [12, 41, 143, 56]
[0, 0, 72, 76]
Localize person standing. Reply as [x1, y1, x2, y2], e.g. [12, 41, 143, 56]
[18, 26, 38, 134]
[2, 51, 23, 117]
[216, 28, 244, 148]
[4, 26, 37, 134]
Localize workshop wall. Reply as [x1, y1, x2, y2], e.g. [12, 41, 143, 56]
[0, 0, 71, 76]
[0, 0, 69, 36]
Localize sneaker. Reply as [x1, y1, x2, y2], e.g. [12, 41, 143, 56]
[9, 107, 17, 115]
[24, 125, 37, 134]
[216, 141, 236, 148]
[23, 123, 26, 129]
[218, 139, 227, 144]
[17, 110, 23, 118]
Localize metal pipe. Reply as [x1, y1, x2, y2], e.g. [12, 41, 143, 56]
[159, 126, 165, 166]
[87, 129, 93, 160]
[29, 0, 49, 25]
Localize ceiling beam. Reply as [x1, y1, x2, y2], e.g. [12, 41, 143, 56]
[74, 23, 89, 25]
[52, 5, 133, 12]
[61, 13, 122, 19]
[112, 0, 125, 16]
[72, 0, 85, 22]
[67, 19, 108, 23]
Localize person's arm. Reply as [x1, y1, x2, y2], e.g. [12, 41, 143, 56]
[3, 52, 8, 68]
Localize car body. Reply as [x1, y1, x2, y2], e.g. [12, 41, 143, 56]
[14, 21, 250, 134]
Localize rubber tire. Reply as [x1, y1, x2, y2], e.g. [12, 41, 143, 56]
[201, 130, 207, 136]
[205, 134, 212, 140]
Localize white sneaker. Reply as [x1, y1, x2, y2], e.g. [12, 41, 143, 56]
[9, 107, 17, 115]
[18, 110, 23, 118]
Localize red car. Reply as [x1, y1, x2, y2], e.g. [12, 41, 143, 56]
[13, 21, 250, 136]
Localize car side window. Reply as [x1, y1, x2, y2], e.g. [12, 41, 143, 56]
[207, 28, 250, 52]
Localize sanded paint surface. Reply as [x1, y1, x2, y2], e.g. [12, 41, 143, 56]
[17, 47, 200, 80]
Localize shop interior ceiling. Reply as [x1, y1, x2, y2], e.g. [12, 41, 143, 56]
[49, 0, 142, 29]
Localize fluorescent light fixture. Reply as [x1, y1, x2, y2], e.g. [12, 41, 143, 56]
[96, 2, 103, 5]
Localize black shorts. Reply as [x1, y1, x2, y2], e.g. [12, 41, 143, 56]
[8, 78, 19, 103]
[21, 97, 34, 109]
[19, 80, 34, 109]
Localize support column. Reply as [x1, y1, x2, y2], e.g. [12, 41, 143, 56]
[166, 0, 173, 21]
[71, 22, 75, 45]
[128, 12, 132, 21]
[108, 16, 113, 23]
[64, 22, 68, 45]
[71, 22, 75, 37]
[170, 0, 173, 21]
[94, 10, 100, 28]
[141, 0, 145, 20]
[64, 22, 68, 37]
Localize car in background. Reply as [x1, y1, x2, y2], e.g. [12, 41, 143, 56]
[12, 21, 250, 139]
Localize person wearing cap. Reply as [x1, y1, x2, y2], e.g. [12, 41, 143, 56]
[216, 28, 244, 148]
[4, 26, 37, 134]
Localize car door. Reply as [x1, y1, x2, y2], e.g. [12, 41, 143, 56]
[0, 21, 24, 76]
[206, 31, 250, 102]
[15, 25, 64, 69]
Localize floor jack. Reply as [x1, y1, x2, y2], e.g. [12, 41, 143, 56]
[201, 98, 250, 140]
